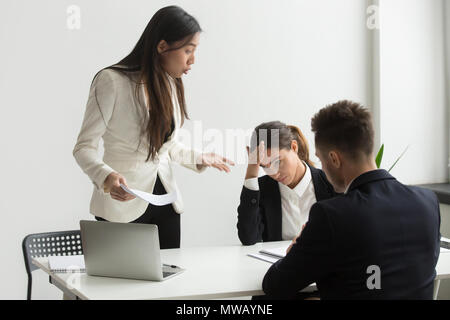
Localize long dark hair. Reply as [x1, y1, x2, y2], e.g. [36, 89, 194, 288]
[250, 121, 314, 167]
[91, 6, 202, 161]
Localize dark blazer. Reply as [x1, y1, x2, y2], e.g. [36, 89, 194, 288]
[262, 169, 441, 300]
[237, 163, 337, 245]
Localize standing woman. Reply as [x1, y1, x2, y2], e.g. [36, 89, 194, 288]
[73, 6, 234, 249]
[237, 121, 337, 246]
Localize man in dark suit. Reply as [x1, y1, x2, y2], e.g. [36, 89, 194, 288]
[262, 100, 441, 299]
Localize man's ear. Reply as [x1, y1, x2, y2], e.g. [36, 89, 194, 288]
[329, 150, 341, 168]
[157, 40, 168, 54]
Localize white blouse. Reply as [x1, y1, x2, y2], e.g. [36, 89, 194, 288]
[243, 162, 317, 240]
[73, 68, 206, 222]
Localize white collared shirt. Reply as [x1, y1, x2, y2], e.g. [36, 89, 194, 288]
[244, 161, 317, 240]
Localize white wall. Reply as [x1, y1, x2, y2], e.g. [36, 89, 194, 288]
[2, 0, 446, 300]
[378, 0, 448, 184]
[178, 0, 369, 248]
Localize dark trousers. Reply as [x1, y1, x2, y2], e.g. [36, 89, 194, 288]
[95, 175, 180, 249]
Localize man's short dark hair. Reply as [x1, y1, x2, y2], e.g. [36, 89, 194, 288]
[311, 100, 374, 159]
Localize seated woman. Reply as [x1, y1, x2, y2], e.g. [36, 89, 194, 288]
[237, 121, 337, 246]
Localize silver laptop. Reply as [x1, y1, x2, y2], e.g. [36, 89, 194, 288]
[80, 220, 184, 281]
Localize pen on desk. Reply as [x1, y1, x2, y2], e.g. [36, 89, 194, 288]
[163, 263, 178, 268]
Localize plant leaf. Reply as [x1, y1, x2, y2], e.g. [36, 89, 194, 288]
[375, 144, 384, 168]
[388, 145, 409, 173]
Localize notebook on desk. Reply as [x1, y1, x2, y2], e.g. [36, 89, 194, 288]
[441, 236, 450, 252]
[48, 255, 86, 273]
[259, 246, 289, 258]
[248, 244, 289, 264]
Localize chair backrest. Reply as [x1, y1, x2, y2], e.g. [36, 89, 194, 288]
[22, 230, 83, 275]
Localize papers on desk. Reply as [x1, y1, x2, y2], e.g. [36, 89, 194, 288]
[441, 236, 450, 253]
[48, 255, 86, 273]
[260, 246, 289, 258]
[120, 184, 177, 206]
[248, 253, 280, 264]
[248, 244, 289, 264]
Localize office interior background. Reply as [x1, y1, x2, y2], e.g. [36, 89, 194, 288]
[0, 0, 449, 299]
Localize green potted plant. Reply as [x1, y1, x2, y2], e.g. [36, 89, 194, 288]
[375, 144, 409, 172]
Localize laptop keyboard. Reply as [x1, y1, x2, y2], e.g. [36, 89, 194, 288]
[163, 271, 176, 278]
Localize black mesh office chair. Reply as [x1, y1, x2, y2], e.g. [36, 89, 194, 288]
[22, 230, 83, 300]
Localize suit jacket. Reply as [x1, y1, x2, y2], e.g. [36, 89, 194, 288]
[73, 68, 206, 222]
[237, 164, 337, 245]
[262, 169, 441, 299]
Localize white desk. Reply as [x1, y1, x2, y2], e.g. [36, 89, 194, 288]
[32, 241, 450, 300]
[32, 241, 312, 300]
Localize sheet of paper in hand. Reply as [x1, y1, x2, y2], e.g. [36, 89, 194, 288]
[120, 184, 178, 206]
